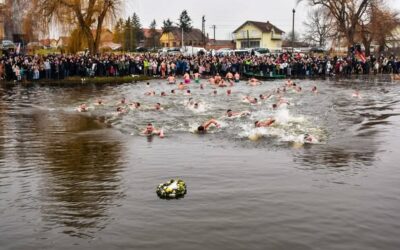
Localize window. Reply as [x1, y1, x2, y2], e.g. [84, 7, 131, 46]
[241, 40, 260, 48]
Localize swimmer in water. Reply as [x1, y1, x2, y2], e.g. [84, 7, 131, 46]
[243, 96, 258, 104]
[311, 86, 318, 94]
[183, 72, 191, 84]
[142, 123, 165, 138]
[226, 109, 250, 118]
[225, 72, 233, 81]
[154, 103, 163, 110]
[144, 91, 156, 96]
[120, 97, 126, 105]
[193, 103, 199, 109]
[200, 83, 204, 90]
[77, 103, 88, 112]
[227, 89, 232, 96]
[197, 119, 221, 133]
[352, 90, 362, 99]
[161, 91, 167, 97]
[255, 118, 276, 127]
[391, 74, 400, 81]
[234, 72, 240, 83]
[178, 82, 186, 90]
[171, 89, 176, 94]
[208, 77, 215, 85]
[95, 99, 104, 105]
[130, 102, 141, 109]
[167, 74, 176, 84]
[116, 106, 127, 115]
[248, 78, 261, 86]
[304, 133, 318, 143]
[194, 72, 200, 83]
[211, 90, 218, 96]
[185, 89, 192, 96]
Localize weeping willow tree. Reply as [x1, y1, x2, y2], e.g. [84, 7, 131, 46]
[35, 0, 121, 54]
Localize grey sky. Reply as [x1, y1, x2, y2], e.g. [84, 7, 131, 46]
[124, 0, 400, 40]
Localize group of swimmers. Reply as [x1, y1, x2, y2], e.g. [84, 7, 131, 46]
[75, 72, 354, 143]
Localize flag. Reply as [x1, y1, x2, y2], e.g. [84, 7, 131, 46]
[16, 43, 21, 55]
[355, 50, 366, 63]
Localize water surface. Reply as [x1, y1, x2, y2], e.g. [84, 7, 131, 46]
[1, 77, 400, 250]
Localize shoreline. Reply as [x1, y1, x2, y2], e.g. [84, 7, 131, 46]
[0, 75, 154, 86]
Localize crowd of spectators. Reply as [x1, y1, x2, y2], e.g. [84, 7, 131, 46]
[1, 52, 399, 82]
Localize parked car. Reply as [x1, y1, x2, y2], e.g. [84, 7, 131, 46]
[136, 47, 148, 52]
[253, 48, 270, 57]
[0, 40, 16, 50]
[233, 49, 251, 56]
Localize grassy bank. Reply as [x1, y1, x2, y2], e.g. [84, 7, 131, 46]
[0, 75, 153, 86]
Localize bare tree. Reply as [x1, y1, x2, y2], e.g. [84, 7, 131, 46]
[35, 0, 121, 54]
[299, 0, 371, 49]
[303, 7, 335, 47]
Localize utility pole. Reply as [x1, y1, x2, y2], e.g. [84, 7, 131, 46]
[247, 30, 250, 48]
[211, 25, 216, 41]
[181, 27, 184, 48]
[202, 15, 206, 46]
[292, 8, 296, 53]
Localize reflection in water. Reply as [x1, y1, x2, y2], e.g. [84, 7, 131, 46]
[38, 117, 125, 238]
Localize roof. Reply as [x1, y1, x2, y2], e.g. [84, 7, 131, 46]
[163, 27, 206, 41]
[233, 21, 285, 35]
[143, 28, 162, 39]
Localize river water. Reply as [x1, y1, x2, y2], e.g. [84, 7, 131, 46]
[1, 77, 400, 250]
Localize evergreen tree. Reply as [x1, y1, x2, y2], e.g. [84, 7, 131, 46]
[178, 10, 192, 32]
[113, 18, 125, 45]
[123, 17, 135, 51]
[132, 12, 144, 47]
[162, 19, 173, 33]
[149, 19, 160, 49]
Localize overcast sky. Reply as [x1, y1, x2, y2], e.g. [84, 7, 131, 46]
[124, 0, 400, 40]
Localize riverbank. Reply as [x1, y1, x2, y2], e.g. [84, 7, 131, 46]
[0, 75, 153, 86]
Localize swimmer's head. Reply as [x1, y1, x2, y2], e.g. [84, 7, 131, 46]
[146, 123, 154, 133]
[255, 121, 260, 127]
[227, 89, 231, 95]
[146, 82, 150, 85]
[171, 89, 175, 94]
[194, 103, 199, 109]
[272, 104, 278, 109]
[197, 125, 206, 133]
[161, 92, 166, 96]
[135, 102, 141, 108]
[227, 109, 233, 117]
[187, 90, 191, 94]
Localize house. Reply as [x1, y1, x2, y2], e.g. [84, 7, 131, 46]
[206, 39, 235, 50]
[233, 21, 284, 50]
[142, 28, 162, 48]
[160, 27, 206, 48]
[387, 26, 400, 49]
[39, 38, 58, 48]
[57, 36, 69, 48]
[91, 28, 114, 45]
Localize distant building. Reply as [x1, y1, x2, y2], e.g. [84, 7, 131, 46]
[387, 26, 400, 49]
[233, 21, 284, 50]
[160, 27, 206, 48]
[142, 28, 162, 48]
[91, 28, 114, 45]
